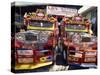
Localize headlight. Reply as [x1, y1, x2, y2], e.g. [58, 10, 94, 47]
[15, 33, 25, 41]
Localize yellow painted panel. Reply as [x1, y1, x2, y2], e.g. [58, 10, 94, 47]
[27, 24, 55, 31]
[15, 62, 52, 70]
[65, 28, 88, 32]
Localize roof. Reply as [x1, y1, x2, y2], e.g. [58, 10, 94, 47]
[12, 2, 82, 16]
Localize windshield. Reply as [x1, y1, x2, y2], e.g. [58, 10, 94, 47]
[29, 20, 53, 28]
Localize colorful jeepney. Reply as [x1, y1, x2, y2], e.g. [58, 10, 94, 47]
[15, 9, 57, 70]
[62, 15, 97, 67]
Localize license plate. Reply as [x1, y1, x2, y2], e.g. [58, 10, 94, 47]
[18, 58, 33, 63]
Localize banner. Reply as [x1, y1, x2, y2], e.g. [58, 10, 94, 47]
[47, 6, 78, 17]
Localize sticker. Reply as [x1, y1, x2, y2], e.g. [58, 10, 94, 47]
[85, 52, 96, 56]
[17, 50, 33, 55]
[68, 56, 78, 61]
[84, 57, 96, 62]
[46, 56, 53, 61]
[75, 53, 82, 58]
[40, 57, 47, 62]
